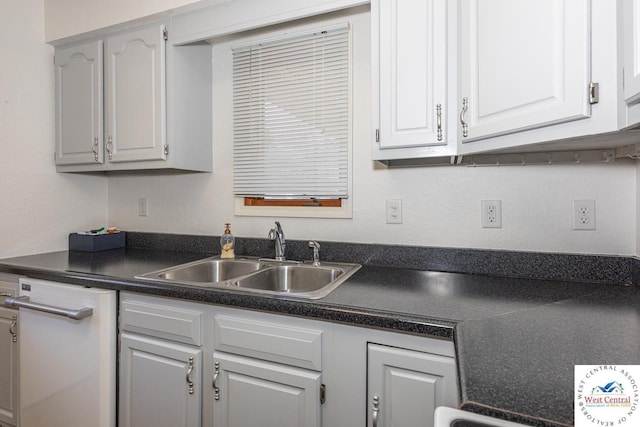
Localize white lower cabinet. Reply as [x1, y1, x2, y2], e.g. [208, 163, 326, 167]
[212, 352, 321, 427]
[118, 293, 458, 427]
[0, 307, 18, 427]
[367, 343, 458, 427]
[119, 333, 202, 427]
[211, 312, 324, 427]
[0, 277, 19, 427]
[118, 293, 205, 427]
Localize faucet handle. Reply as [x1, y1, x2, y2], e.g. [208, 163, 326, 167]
[308, 241, 321, 266]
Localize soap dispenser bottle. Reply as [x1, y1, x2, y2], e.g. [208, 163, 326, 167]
[220, 223, 235, 259]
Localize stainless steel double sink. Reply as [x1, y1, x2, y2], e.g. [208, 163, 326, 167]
[136, 256, 361, 299]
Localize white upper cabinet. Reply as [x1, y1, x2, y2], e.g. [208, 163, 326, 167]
[55, 41, 104, 166]
[105, 26, 167, 164]
[375, 0, 447, 149]
[622, 0, 640, 127]
[624, 0, 640, 106]
[458, 0, 591, 143]
[54, 22, 212, 173]
[372, 0, 455, 162]
[373, 0, 630, 162]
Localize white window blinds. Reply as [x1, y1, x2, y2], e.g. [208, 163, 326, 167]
[232, 23, 350, 199]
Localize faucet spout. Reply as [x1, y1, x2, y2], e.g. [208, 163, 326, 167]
[268, 221, 286, 261]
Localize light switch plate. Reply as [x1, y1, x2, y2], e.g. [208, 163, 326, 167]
[138, 197, 149, 217]
[386, 199, 402, 224]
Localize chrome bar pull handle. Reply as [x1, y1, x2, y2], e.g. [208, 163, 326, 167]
[186, 356, 194, 394]
[436, 103, 443, 141]
[9, 315, 17, 343]
[213, 361, 220, 400]
[372, 396, 380, 427]
[460, 97, 469, 138]
[106, 136, 113, 160]
[4, 296, 93, 320]
[92, 137, 99, 161]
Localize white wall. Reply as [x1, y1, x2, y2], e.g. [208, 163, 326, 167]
[44, 0, 205, 42]
[0, 0, 630, 261]
[107, 7, 638, 256]
[34, 0, 640, 257]
[0, 0, 108, 258]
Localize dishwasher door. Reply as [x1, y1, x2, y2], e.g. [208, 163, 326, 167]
[434, 407, 529, 427]
[15, 278, 117, 427]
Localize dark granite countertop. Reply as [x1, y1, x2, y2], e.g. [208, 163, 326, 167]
[0, 247, 637, 427]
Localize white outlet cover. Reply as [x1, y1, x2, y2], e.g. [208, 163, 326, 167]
[481, 200, 502, 228]
[573, 199, 595, 230]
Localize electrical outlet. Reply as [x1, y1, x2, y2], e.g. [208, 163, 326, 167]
[138, 197, 149, 217]
[481, 200, 502, 228]
[386, 199, 402, 224]
[573, 199, 595, 230]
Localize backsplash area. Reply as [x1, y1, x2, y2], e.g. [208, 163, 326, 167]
[126, 232, 637, 286]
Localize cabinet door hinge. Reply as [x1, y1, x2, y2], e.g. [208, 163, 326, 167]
[589, 82, 599, 104]
[375, 129, 380, 143]
[164, 144, 169, 155]
[163, 29, 168, 41]
[320, 384, 326, 404]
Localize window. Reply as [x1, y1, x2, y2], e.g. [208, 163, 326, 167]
[232, 23, 351, 218]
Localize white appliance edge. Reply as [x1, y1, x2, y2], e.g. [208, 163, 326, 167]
[17, 278, 116, 427]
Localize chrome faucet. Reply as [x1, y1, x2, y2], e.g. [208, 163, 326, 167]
[268, 221, 286, 261]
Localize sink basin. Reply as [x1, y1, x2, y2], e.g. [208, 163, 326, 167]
[136, 256, 360, 299]
[155, 258, 263, 282]
[232, 264, 345, 297]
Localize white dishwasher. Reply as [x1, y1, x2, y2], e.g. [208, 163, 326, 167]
[5, 278, 117, 427]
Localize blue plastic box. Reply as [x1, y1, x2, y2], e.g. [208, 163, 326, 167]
[69, 232, 125, 252]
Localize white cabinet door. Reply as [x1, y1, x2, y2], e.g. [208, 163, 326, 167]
[367, 343, 457, 427]
[0, 308, 18, 427]
[119, 333, 202, 427]
[105, 25, 167, 163]
[458, 0, 591, 144]
[374, 0, 448, 149]
[54, 40, 104, 166]
[625, 0, 640, 106]
[213, 352, 321, 427]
